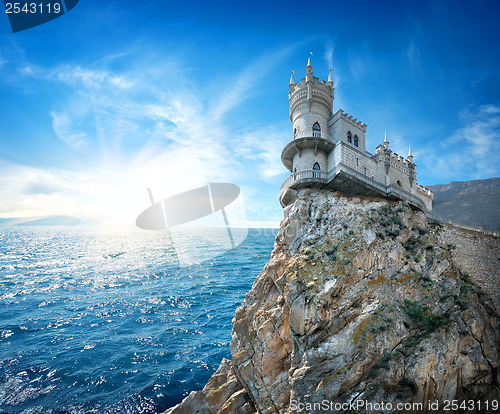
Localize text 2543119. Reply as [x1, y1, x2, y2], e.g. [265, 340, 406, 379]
[5, 3, 62, 14]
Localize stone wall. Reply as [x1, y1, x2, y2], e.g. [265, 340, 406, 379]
[329, 110, 367, 152]
[293, 148, 328, 172]
[436, 224, 500, 311]
[338, 142, 378, 180]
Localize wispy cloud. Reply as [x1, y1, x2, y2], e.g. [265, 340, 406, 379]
[457, 104, 500, 157]
[406, 39, 421, 69]
[51, 110, 89, 149]
[0, 45, 294, 225]
[237, 125, 289, 180]
[419, 104, 500, 182]
[323, 40, 334, 70]
[52, 65, 134, 89]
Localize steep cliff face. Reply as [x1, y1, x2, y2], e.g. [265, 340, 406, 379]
[165, 189, 500, 414]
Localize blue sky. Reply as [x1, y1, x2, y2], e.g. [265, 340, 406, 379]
[0, 0, 499, 227]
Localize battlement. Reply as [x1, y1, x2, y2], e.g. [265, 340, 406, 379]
[336, 110, 367, 131]
[390, 151, 412, 166]
[417, 184, 433, 198]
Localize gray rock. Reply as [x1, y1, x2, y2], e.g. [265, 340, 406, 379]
[164, 190, 500, 414]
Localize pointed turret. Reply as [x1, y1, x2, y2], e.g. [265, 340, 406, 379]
[408, 145, 414, 162]
[327, 68, 333, 87]
[383, 131, 390, 149]
[306, 52, 313, 73]
[286, 51, 334, 155]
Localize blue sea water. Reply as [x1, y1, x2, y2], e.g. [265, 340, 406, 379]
[0, 227, 277, 413]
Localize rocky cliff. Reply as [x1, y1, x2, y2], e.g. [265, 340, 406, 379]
[164, 189, 500, 413]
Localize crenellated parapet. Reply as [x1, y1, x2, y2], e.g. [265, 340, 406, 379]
[337, 110, 367, 131]
[417, 184, 433, 197]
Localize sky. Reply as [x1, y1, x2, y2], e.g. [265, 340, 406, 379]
[0, 0, 499, 227]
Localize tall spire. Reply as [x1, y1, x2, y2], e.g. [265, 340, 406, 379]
[383, 131, 390, 149]
[306, 52, 313, 73]
[327, 68, 333, 87]
[289, 70, 295, 86]
[408, 145, 413, 162]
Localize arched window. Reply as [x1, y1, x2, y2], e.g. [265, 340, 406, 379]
[354, 135, 359, 147]
[293, 128, 297, 139]
[396, 180, 402, 187]
[312, 122, 321, 137]
[347, 131, 352, 143]
[313, 162, 320, 178]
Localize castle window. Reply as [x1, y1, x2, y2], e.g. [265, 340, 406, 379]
[312, 122, 321, 137]
[354, 135, 359, 147]
[313, 162, 320, 178]
[396, 180, 402, 187]
[293, 128, 297, 138]
[347, 131, 352, 143]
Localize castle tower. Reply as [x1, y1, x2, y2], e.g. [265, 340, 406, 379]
[280, 53, 432, 212]
[282, 55, 335, 177]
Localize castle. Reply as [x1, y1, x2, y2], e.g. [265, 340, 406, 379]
[280, 55, 433, 212]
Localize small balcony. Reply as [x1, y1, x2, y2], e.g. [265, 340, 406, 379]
[280, 169, 328, 189]
[292, 131, 332, 140]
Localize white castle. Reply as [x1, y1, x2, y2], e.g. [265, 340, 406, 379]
[280, 54, 433, 212]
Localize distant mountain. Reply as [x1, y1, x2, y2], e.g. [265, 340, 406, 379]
[428, 177, 500, 232]
[0, 215, 82, 226]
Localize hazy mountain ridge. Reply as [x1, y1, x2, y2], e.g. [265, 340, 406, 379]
[428, 177, 500, 232]
[0, 216, 82, 226]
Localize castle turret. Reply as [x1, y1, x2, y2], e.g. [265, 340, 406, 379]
[288, 53, 334, 140]
[282, 54, 335, 175]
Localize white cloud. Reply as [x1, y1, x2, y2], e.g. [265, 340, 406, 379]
[419, 104, 500, 182]
[0, 46, 294, 226]
[449, 105, 500, 157]
[52, 65, 134, 89]
[51, 110, 88, 149]
[0, 161, 89, 218]
[237, 126, 288, 180]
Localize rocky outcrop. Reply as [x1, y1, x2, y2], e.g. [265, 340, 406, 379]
[164, 189, 500, 413]
[163, 358, 256, 414]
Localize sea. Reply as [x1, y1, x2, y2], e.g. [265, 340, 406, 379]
[0, 226, 278, 413]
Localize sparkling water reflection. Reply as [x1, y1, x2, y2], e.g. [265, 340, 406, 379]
[0, 226, 277, 413]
